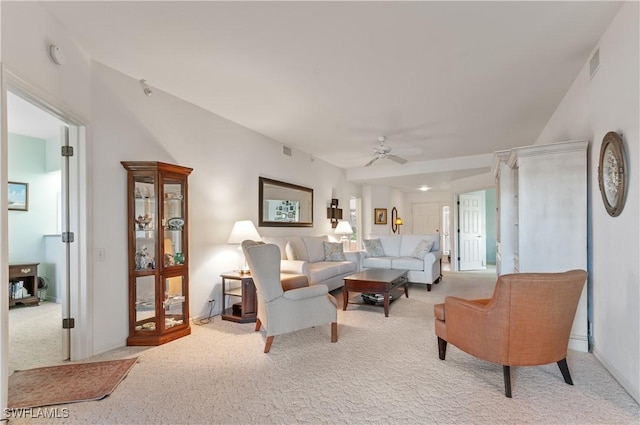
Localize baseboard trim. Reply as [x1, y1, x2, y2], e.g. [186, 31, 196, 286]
[568, 335, 588, 353]
[593, 348, 640, 404]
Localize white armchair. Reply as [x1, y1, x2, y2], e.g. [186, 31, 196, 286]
[242, 240, 338, 353]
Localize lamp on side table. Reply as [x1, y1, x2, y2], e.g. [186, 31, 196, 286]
[335, 220, 353, 252]
[227, 220, 261, 273]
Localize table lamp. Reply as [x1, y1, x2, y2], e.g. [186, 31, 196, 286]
[227, 220, 261, 273]
[334, 220, 353, 251]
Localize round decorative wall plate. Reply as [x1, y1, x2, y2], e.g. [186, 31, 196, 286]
[598, 131, 627, 217]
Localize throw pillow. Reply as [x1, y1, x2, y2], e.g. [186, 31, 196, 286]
[363, 238, 385, 257]
[323, 241, 346, 262]
[413, 240, 435, 259]
[285, 241, 299, 261]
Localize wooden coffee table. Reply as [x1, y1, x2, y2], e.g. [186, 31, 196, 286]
[342, 269, 409, 317]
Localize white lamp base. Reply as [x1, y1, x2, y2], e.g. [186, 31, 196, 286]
[236, 245, 251, 274]
[340, 236, 350, 252]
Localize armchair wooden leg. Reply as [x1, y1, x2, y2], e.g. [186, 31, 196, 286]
[557, 358, 574, 385]
[255, 318, 261, 332]
[437, 337, 447, 360]
[264, 336, 274, 353]
[331, 322, 338, 343]
[503, 366, 512, 398]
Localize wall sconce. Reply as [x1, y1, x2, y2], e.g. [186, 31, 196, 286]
[391, 207, 403, 234]
[395, 217, 403, 234]
[327, 198, 342, 228]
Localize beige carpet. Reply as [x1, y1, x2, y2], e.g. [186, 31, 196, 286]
[6, 269, 639, 424]
[9, 301, 63, 374]
[8, 358, 138, 409]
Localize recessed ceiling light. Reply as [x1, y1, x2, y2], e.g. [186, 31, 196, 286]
[419, 186, 430, 192]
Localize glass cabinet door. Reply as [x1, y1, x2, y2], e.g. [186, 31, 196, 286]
[133, 176, 157, 271]
[163, 177, 185, 267]
[164, 275, 186, 330]
[134, 275, 157, 331]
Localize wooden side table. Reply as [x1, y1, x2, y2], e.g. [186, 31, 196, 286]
[9, 263, 40, 307]
[220, 271, 257, 323]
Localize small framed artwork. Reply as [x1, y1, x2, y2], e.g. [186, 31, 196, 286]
[8, 182, 29, 211]
[374, 208, 387, 225]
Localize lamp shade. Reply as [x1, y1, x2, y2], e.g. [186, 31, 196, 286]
[334, 220, 353, 235]
[227, 220, 261, 244]
[395, 217, 403, 225]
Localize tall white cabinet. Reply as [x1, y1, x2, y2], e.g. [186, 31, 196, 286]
[492, 140, 589, 352]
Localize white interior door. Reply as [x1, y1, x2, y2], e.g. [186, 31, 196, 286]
[458, 191, 486, 270]
[412, 203, 440, 234]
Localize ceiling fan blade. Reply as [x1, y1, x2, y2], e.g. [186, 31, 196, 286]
[387, 154, 407, 165]
[364, 156, 380, 167]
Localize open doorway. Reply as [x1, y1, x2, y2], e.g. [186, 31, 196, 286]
[7, 92, 68, 372]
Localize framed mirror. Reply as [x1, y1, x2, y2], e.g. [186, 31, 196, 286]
[259, 177, 313, 227]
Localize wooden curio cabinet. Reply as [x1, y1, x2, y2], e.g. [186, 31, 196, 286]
[121, 161, 193, 346]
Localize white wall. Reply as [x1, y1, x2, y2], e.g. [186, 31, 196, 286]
[1, 2, 91, 117]
[533, 1, 639, 402]
[363, 185, 403, 236]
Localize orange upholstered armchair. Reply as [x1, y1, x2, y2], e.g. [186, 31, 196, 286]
[434, 270, 587, 397]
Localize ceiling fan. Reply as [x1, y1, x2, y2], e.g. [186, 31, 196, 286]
[364, 136, 408, 167]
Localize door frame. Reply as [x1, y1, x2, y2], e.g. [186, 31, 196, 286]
[1, 65, 91, 405]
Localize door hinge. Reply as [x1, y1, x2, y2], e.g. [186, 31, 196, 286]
[62, 232, 75, 243]
[61, 146, 74, 157]
[62, 318, 75, 329]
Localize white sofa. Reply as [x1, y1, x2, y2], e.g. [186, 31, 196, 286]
[361, 234, 443, 291]
[261, 235, 360, 291]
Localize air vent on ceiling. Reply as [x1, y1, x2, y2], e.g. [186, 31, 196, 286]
[283, 146, 292, 156]
[590, 48, 600, 79]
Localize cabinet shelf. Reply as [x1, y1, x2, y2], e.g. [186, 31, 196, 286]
[224, 287, 243, 297]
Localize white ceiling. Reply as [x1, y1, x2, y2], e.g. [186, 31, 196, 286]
[38, 1, 622, 191]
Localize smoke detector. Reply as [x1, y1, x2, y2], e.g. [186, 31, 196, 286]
[48, 44, 64, 65]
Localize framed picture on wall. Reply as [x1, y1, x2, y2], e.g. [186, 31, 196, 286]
[8, 182, 28, 211]
[374, 208, 387, 225]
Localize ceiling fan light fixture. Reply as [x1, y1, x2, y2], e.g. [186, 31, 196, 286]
[363, 135, 408, 167]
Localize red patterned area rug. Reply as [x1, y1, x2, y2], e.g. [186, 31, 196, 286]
[8, 358, 138, 409]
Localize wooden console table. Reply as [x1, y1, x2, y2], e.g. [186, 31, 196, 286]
[9, 263, 40, 307]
